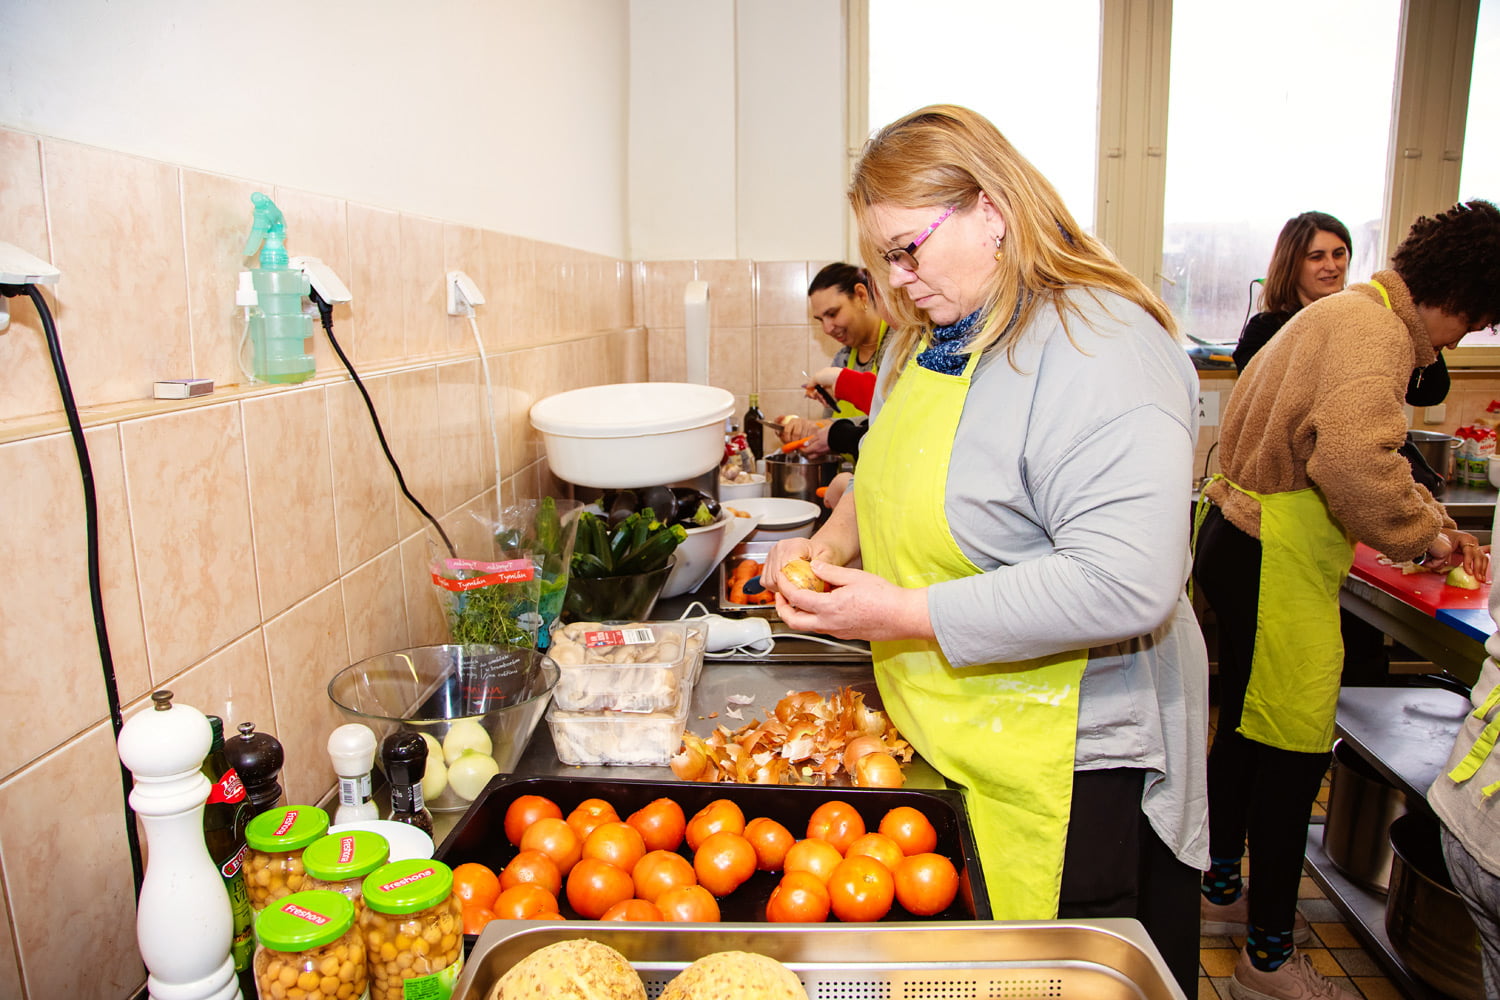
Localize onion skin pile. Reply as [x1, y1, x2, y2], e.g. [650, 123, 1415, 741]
[671, 687, 912, 786]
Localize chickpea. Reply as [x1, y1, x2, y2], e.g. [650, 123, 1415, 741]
[254, 931, 366, 1000]
[358, 894, 465, 1000]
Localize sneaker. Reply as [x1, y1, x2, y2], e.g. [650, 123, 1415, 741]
[1200, 892, 1313, 945]
[1229, 949, 1356, 1000]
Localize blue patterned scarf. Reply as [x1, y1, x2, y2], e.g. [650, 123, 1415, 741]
[916, 308, 984, 374]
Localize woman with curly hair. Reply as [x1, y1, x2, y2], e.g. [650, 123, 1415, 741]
[1194, 199, 1500, 1000]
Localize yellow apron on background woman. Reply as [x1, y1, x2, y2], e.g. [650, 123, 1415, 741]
[831, 321, 886, 422]
[1195, 479, 1354, 753]
[855, 348, 1088, 918]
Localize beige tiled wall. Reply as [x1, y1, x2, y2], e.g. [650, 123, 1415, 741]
[0, 128, 640, 1000]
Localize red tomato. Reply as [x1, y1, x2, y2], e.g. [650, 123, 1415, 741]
[633, 849, 698, 904]
[878, 806, 938, 856]
[565, 858, 634, 920]
[500, 849, 563, 897]
[461, 903, 496, 935]
[894, 853, 959, 916]
[827, 855, 895, 922]
[504, 794, 562, 846]
[582, 821, 647, 873]
[692, 831, 757, 897]
[655, 884, 721, 922]
[566, 797, 620, 842]
[765, 870, 831, 923]
[685, 799, 746, 852]
[600, 898, 663, 921]
[744, 817, 796, 872]
[783, 838, 843, 884]
[492, 883, 557, 920]
[451, 862, 501, 909]
[627, 797, 687, 853]
[844, 832, 904, 874]
[807, 800, 865, 854]
[519, 816, 582, 875]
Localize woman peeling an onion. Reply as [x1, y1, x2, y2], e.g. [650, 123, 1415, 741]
[763, 105, 1209, 997]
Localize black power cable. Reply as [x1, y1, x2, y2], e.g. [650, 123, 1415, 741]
[308, 290, 455, 557]
[1, 282, 145, 894]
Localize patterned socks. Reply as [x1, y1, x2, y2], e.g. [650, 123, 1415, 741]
[1201, 856, 1243, 905]
[1246, 925, 1297, 971]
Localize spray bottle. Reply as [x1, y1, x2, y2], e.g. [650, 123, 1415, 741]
[242, 192, 314, 384]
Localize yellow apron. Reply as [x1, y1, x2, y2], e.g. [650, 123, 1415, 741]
[1195, 479, 1354, 753]
[832, 321, 885, 422]
[856, 348, 1088, 917]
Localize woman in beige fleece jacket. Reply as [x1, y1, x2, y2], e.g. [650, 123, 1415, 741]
[1193, 200, 1500, 1000]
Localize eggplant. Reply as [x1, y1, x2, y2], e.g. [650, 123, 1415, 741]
[670, 487, 720, 527]
[638, 485, 679, 525]
[603, 489, 639, 527]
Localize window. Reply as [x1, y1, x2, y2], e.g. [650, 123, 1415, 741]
[1455, 0, 1500, 352]
[1159, 0, 1401, 344]
[866, 0, 1101, 229]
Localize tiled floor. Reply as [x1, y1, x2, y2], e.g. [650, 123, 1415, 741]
[1197, 713, 1402, 999]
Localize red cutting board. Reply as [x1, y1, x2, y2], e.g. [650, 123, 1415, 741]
[1349, 543, 1490, 615]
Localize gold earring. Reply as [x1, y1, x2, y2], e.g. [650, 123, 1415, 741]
[993, 235, 1004, 261]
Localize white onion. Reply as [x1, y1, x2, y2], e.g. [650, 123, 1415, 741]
[442, 717, 493, 765]
[446, 749, 500, 801]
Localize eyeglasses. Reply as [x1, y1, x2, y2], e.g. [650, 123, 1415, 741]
[881, 206, 955, 273]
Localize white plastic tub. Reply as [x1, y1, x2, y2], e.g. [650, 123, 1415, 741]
[529, 382, 734, 489]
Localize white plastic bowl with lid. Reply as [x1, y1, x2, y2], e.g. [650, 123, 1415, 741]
[530, 382, 734, 489]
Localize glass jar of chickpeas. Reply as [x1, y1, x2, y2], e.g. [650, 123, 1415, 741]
[358, 859, 464, 1000]
[243, 805, 331, 914]
[253, 889, 367, 1000]
[303, 831, 390, 913]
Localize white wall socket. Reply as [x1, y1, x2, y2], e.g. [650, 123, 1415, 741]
[1424, 404, 1447, 424]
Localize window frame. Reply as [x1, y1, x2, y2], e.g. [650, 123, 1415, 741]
[847, 0, 1490, 364]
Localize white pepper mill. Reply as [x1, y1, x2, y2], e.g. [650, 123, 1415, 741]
[117, 691, 241, 1000]
[326, 723, 380, 824]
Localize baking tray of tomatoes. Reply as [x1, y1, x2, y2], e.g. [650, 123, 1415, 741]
[435, 773, 989, 932]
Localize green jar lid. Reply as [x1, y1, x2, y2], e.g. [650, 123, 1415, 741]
[361, 859, 454, 915]
[255, 890, 354, 951]
[302, 831, 390, 881]
[245, 805, 330, 852]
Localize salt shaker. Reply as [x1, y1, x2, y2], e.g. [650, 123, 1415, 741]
[327, 723, 379, 825]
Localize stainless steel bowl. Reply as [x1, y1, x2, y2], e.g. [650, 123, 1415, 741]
[765, 453, 841, 504]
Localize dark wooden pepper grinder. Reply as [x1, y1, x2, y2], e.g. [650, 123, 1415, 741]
[224, 721, 285, 821]
[381, 731, 434, 836]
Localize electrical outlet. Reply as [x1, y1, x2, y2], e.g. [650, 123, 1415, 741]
[1198, 390, 1220, 427]
[1424, 403, 1447, 424]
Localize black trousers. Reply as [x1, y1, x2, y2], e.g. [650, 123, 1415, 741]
[1193, 504, 1331, 933]
[1059, 767, 1201, 998]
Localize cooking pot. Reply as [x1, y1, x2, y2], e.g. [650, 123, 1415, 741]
[1322, 739, 1407, 893]
[765, 452, 841, 505]
[1405, 429, 1458, 484]
[1385, 810, 1484, 999]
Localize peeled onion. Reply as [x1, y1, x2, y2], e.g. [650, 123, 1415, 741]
[446, 749, 500, 801]
[443, 717, 493, 765]
[855, 751, 905, 788]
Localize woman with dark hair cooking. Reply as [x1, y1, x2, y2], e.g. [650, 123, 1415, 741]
[1236, 209, 1450, 403]
[1194, 200, 1500, 1000]
[763, 105, 1210, 996]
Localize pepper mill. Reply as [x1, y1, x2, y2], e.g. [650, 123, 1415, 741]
[224, 720, 284, 820]
[380, 731, 434, 836]
[117, 691, 241, 1000]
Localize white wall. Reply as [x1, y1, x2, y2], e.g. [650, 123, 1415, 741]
[0, 0, 631, 257]
[0, 0, 851, 264]
[627, 0, 848, 262]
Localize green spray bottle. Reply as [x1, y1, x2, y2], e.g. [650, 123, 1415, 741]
[243, 192, 314, 384]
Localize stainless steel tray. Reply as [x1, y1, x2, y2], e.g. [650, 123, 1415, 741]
[453, 918, 1185, 999]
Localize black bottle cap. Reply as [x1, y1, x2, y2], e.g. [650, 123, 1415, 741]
[380, 731, 428, 788]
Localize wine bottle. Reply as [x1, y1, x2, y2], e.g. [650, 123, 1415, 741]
[744, 393, 766, 462]
[203, 714, 256, 998]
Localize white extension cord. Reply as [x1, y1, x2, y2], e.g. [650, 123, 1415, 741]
[675, 601, 870, 658]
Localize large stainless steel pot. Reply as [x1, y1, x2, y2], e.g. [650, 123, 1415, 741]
[1323, 739, 1407, 892]
[1406, 429, 1458, 483]
[1385, 810, 1484, 999]
[765, 452, 841, 504]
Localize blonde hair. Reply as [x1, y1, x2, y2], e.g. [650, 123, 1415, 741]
[849, 105, 1178, 371]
